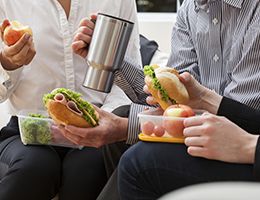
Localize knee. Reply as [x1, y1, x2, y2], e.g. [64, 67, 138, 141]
[118, 142, 173, 182]
[118, 142, 146, 182]
[14, 146, 61, 186]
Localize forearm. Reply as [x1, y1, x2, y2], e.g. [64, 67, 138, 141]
[201, 88, 222, 114]
[116, 117, 129, 142]
[239, 134, 258, 164]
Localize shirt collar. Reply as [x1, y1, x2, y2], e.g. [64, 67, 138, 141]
[224, 0, 243, 9]
[194, 0, 243, 12]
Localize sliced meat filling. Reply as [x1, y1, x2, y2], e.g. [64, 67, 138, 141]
[67, 101, 83, 116]
[54, 93, 67, 105]
[54, 93, 83, 116]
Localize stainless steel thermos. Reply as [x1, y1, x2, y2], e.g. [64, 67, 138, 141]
[83, 13, 134, 93]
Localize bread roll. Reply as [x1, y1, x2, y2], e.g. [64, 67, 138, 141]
[46, 100, 91, 128]
[144, 66, 189, 110]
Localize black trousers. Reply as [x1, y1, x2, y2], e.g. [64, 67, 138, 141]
[0, 105, 130, 200]
[0, 116, 108, 200]
[118, 142, 256, 200]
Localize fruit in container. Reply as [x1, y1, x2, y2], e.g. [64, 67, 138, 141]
[163, 104, 195, 137]
[141, 121, 155, 136]
[153, 125, 165, 137]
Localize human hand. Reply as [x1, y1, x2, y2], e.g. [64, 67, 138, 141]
[144, 72, 222, 114]
[58, 106, 128, 148]
[183, 112, 259, 164]
[0, 19, 36, 70]
[72, 14, 97, 58]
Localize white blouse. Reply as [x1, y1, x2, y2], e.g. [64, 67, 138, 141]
[0, 0, 142, 114]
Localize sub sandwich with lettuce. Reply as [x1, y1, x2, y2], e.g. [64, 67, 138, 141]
[43, 88, 99, 128]
[144, 65, 189, 110]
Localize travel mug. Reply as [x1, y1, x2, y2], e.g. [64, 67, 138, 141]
[83, 13, 134, 93]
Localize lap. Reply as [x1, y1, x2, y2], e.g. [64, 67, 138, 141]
[121, 142, 255, 186]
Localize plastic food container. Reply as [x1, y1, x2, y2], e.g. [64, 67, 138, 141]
[138, 108, 205, 143]
[17, 110, 83, 149]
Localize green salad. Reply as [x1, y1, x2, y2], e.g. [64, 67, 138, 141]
[20, 113, 52, 145]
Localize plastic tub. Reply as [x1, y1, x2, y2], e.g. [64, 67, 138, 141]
[17, 110, 83, 149]
[138, 108, 205, 141]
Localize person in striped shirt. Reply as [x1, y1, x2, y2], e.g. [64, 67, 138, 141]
[71, 0, 260, 199]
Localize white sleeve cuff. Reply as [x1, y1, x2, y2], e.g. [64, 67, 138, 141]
[0, 64, 23, 102]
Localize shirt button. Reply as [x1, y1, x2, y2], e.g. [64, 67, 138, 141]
[212, 18, 218, 25]
[115, 76, 121, 81]
[213, 54, 219, 62]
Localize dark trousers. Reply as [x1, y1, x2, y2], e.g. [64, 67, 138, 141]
[0, 105, 131, 200]
[118, 142, 256, 200]
[0, 117, 107, 200]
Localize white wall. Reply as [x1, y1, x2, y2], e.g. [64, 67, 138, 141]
[138, 13, 177, 54]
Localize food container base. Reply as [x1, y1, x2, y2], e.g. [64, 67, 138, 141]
[138, 133, 185, 143]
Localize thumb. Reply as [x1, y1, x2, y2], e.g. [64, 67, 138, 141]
[90, 14, 97, 22]
[91, 104, 104, 118]
[92, 104, 101, 112]
[179, 72, 193, 85]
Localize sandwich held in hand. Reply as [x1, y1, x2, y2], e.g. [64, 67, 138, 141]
[1, 19, 33, 46]
[43, 88, 99, 128]
[144, 65, 189, 110]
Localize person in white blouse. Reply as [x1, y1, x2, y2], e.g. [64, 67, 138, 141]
[0, 0, 142, 200]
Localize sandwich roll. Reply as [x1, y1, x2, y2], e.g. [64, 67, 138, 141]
[144, 65, 189, 110]
[43, 88, 99, 128]
[46, 100, 91, 128]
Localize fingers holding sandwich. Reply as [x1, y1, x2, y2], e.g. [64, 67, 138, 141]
[58, 106, 129, 148]
[144, 67, 222, 113]
[144, 65, 189, 110]
[43, 88, 99, 128]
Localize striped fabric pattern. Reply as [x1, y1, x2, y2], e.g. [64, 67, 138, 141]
[168, 0, 260, 109]
[115, 58, 149, 144]
[117, 0, 260, 144]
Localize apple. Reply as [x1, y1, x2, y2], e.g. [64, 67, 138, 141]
[2, 20, 33, 46]
[141, 121, 155, 136]
[163, 104, 195, 137]
[153, 125, 165, 137]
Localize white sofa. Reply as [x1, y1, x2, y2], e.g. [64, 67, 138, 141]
[159, 182, 260, 200]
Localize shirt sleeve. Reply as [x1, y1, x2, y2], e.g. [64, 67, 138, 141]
[126, 103, 150, 144]
[114, 57, 148, 105]
[114, 57, 152, 144]
[166, 0, 201, 82]
[217, 97, 260, 134]
[0, 3, 24, 103]
[101, 84, 132, 113]
[223, 9, 260, 109]
[217, 96, 260, 180]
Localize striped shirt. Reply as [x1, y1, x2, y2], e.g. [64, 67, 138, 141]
[116, 0, 260, 144]
[168, 0, 260, 109]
